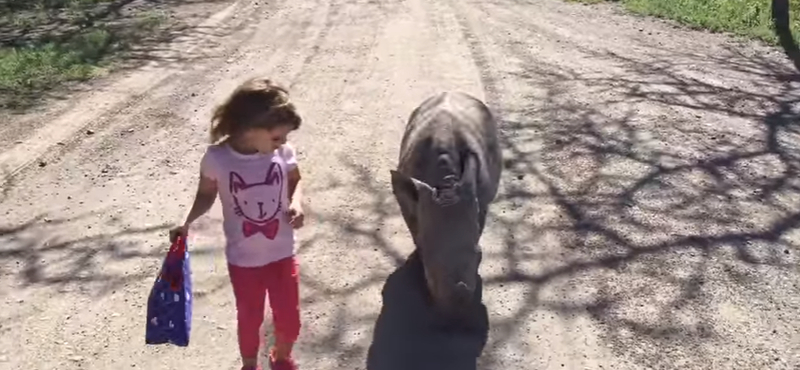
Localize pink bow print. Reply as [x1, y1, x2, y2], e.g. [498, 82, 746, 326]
[242, 219, 280, 239]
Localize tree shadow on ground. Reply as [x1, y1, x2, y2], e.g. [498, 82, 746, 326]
[366, 251, 489, 370]
[0, 211, 215, 297]
[472, 32, 800, 370]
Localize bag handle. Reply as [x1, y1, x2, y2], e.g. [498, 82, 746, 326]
[166, 235, 187, 262]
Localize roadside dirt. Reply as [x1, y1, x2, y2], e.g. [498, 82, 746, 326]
[1, 0, 798, 369]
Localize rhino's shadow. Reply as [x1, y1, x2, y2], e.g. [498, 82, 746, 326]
[366, 251, 489, 370]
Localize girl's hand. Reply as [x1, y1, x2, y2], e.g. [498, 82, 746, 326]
[169, 224, 189, 243]
[286, 203, 305, 229]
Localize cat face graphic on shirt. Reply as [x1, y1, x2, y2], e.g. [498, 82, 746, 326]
[229, 162, 283, 224]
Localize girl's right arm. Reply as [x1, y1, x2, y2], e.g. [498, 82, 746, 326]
[170, 174, 217, 242]
[184, 174, 218, 226]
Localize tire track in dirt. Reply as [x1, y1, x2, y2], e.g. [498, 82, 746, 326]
[445, 2, 568, 368]
[254, 0, 488, 368]
[285, 0, 342, 88]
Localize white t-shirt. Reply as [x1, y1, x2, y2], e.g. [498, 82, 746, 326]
[200, 143, 297, 267]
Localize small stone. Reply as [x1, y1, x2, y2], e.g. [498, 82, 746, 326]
[86, 130, 95, 135]
[38, 161, 47, 168]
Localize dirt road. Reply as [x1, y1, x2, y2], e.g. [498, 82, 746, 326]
[2, 0, 799, 369]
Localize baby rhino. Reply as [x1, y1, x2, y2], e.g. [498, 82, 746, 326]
[390, 91, 502, 323]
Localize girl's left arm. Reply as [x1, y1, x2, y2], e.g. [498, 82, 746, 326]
[288, 167, 303, 208]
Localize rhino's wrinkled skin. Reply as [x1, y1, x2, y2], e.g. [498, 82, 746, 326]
[390, 91, 502, 320]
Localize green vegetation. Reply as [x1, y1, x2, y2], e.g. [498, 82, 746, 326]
[0, 0, 167, 109]
[569, 0, 800, 45]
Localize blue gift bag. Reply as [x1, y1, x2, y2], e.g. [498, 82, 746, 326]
[145, 235, 193, 347]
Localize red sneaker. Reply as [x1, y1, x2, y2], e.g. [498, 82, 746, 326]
[269, 357, 297, 370]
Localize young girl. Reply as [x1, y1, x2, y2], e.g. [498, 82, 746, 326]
[170, 77, 305, 370]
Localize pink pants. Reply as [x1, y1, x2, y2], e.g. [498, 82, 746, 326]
[228, 256, 301, 359]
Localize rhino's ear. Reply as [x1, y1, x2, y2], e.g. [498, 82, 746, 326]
[391, 170, 431, 240]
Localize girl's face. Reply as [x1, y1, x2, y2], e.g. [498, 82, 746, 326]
[240, 125, 293, 154]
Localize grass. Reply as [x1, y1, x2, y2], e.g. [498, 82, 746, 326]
[0, 30, 110, 106]
[0, 0, 167, 110]
[568, 0, 800, 45]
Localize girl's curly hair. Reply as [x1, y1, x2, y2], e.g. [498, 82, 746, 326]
[210, 77, 301, 143]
